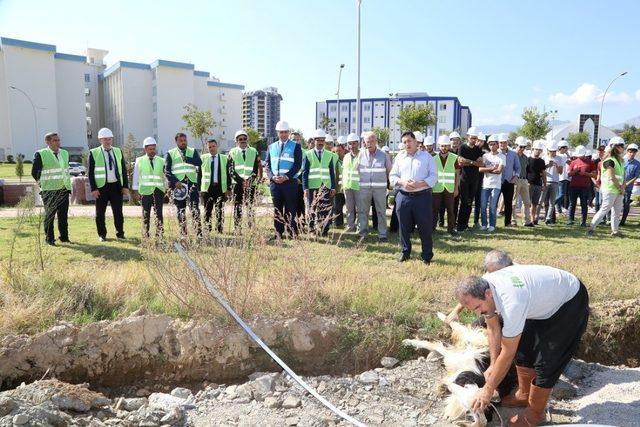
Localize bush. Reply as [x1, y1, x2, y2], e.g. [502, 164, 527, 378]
[6, 155, 15, 164]
[23, 160, 32, 164]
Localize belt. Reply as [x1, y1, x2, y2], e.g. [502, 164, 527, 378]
[399, 189, 430, 197]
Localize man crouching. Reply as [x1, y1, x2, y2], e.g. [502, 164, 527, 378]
[454, 264, 589, 426]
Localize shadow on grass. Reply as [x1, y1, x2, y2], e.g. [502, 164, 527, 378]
[64, 241, 144, 262]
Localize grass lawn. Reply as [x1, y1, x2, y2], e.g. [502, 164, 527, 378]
[0, 163, 33, 181]
[1, 206, 639, 350]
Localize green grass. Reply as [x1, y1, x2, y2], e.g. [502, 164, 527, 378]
[0, 206, 639, 339]
[0, 163, 33, 180]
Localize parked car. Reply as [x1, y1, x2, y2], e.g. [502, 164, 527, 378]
[69, 162, 86, 176]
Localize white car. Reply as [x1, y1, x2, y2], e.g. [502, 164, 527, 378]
[68, 162, 86, 176]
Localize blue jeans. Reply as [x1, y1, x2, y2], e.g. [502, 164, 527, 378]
[556, 180, 569, 212]
[621, 191, 633, 225]
[481, 187, 500, 227]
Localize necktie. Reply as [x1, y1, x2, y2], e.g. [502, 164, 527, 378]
[316, 150, 322, 161]
[213, 155, 218, 184]
[149, 156, 154, 168]
[106, 150, 114, 170]
[242, 150, 246, 161]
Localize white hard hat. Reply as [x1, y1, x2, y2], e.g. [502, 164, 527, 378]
[325, 134, 334, 143]
[143, 137, 157, 147]
[424, 135, 435, 146]
[414, 131, 425, 142]
[546, 140, 558, 151]
[312, 128, 327, 139]
[488, 134, 499, 143]
[346, 132, 359, 143]
[275, 120, 290, 131]
[574, 145, 586, 157]
[360, 131, 366, 139]
[584, 148, 592, 157]
[467, 126, 478, 137]
[609, 136, 625, 146]
[449, 131, 461, 139]
[558, 140, 569, 148]
[234, 129, 248, 139]
[337, 135, 347, 145]
[515, 136, 527, 147]
[628, 143, 639, 150]
[477, 132, 486, 141]
[532, 140, 545, 150]
[98, 128, 114, 139]
[438, 135, 451, 146]
[498, 133, 508, 142]
[381, 146, 390, 153]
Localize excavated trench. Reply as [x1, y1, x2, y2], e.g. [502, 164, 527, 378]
[0, 299, 638, 392]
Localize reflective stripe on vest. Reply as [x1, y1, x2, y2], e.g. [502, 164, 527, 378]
[136, 155, 166, 195]
[269, 140, 296, 176]
[90, 146, 123, 188]
[433, 153, 457, 193]
[38, 148, 71, 191]
[601, 157, 624, 194]
[358, 149, 387, 189]
[229, 146, 257, 180]
[201, 153, 229, 193]
[305, 150, 332, 189]
[169, 147, 198, 183]
[342, 152, 360, 191]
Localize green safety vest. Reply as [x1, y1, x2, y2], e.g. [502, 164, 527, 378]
[305, 149, 333, 189]
[433, 153, 458, 193]
[601, 156, 624, 194]
[168, 147, 198, 183]
[201, 153, 229, 192]
[341, 152, 360, 191]
[335, 155, 344, 193]
[90, 146, 123, 188]
[229, 146, 257, 181]
[136, 155, 166, 195]
[37, 147, 71, 191]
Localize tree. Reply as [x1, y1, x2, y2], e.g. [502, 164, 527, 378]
[181, 104, 216, 151]
[396, 104, 436, 133]
[122, 133, 138, 196]
[620, 124, 640, 145]
[319, 114, 335, 135]
[518, 107, 551, 142]
[566, 132, 590, 148]
[371, 127, 390, 146]
[508, 131, 519, 144]
[246, 128, 268, 153]
[15, 153, 24, 182]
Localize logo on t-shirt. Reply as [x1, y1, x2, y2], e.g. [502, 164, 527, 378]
[496, 270, 525, 288]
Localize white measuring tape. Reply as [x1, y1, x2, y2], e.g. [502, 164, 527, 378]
[174, 243, 366, 427]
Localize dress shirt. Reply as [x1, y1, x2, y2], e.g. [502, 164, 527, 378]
[500, 148, 520, 183]
[389, 149, 438, 192]
[102, 147, 118, 183]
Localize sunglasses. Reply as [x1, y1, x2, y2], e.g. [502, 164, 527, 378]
[237, 137, 248, 142]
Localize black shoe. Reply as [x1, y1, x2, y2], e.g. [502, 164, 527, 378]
[619, 222, 626, 227]
[59, 238, 70, 243]
[398, 253, 410, 262]
[566, 221, 574, 226]
[611, 232, 624, 238]
[98, 236, 107, 242]
[585, 229, 594, 237]
[422, 259, 431, 266]
[580, 223, 587, 227]
[378, 236, 388, 242]
[46, 241, 56, 246]
[116, 235, 126, 240]
[533, 220, 539, 225]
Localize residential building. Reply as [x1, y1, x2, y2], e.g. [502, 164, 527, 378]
[315, 92, 472, 149]
[242, 87, 282, 140]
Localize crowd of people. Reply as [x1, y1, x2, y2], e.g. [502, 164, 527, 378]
[32, 122, 639, 262]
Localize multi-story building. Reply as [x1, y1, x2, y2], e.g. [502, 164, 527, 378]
[315, 92, 472, 149]
[242, 87, 282, 141]
[0, 36, 245, 160]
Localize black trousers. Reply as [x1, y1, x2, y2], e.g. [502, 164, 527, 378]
[456, 176, 479, 231]
[233, 183, 256, 229]
[141, 189, 164, 238]
[174, 181, 201, 236]
[500, 181, 515, 226]
[42, 189, 69, 243]
[621, 191, 633, 225]
[306, 187, 333, 236]
[95, 182, 124, 238]
[516, 283, 589, 389]
[202, 184, 226, 233]
[270, 180, 299, 238]
[568, 187, 590, 225]
[474, 173, 483, 224]
[396, 190, 433, 262]
[333, 193, 345, 227]
[432, 190, 456, 233]
[389, 194, 399, 232]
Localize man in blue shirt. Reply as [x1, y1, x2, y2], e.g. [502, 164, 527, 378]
[265, 120, 303, 239]
[620, 143, 640, 226]
[498, 134, 520, 227]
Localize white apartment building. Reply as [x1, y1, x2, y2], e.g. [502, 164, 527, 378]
[0, 36, 245, 160]
[241, 87, 282, 141]
[315, 93, 472, 149]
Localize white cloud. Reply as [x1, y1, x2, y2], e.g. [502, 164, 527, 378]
[549, 83, 632, 107]
[636, 89, 640, 101]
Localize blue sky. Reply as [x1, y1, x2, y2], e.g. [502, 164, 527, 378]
[1, 0, 639, 134]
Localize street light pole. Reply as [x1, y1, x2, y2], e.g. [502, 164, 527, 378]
[598, 71, 628, 147]
[9, 85, 39, 147]
[356, 0, 362, 138]
[336, 64, 345, 137]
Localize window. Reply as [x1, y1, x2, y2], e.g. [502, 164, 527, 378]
[85, 88, 90, 96]
[439, 103, 447, 111]
[152, 86, 157, 96]
[153, 102, 157, 112]
[330, 105, 336, 112]
[364, 117, 370, 123]
[153, 118, 157, 128]
[152, 69, 156, 80]
[364, 104, 371, 111]
[84, 73, 90, 83]
[439, 116, 447, 123]
[341, 105, 348, 112]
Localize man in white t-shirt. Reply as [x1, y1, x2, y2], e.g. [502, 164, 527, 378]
[538, 141, 563, 225]
[554, 140, 571, 218]
[454, 265, 589, 426]
[478, 134, 505, 232]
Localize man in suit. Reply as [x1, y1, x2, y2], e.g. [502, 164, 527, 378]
[89, 127, 129, 241]
[132, 137, 166, 239]
[200, 137, 232, 234]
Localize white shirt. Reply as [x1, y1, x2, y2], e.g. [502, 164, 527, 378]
[557, 153, 569, 181]
[544, 154, 562, 183]
[132, 156, 157, 191]
[483, 265, 580, 338]
[389, 149, 438, 192]
[482, 152, 506, 189]
[211, 154, 219, 184]
[101, 147, 118, 183]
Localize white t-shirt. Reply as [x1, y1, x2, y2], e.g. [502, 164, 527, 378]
[544, 154, 562, 183]
[482, 152, 506, 189]
[557, 153, 569, 181]
[482, 264, 580, 338]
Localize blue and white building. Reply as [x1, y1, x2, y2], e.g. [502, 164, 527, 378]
[315, 92, 472, 149]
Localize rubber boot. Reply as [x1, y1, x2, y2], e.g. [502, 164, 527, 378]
[501, 366, 536, 407]
[509, 384, 552, 426]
